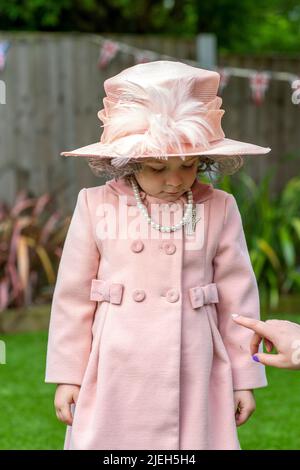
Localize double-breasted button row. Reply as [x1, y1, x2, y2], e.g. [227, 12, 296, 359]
[132, 288, 180, 303]
[131, 239, 176, 255]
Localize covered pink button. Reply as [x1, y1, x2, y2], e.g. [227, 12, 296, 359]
[166, 288, 179, 303]
[165, 242, 176, 255]
[131, 239, 144, 253]
[132, 289, 146, 302]
[159, 241, 176, 255]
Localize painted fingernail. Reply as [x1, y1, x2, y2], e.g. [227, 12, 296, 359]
[252, 355, 260, 363]
[231, 314, 239, 318]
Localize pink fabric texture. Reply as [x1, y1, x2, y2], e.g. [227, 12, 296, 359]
[45, 177, 267, 450]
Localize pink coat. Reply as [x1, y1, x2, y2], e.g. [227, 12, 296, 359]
[45, 177, 267, 450]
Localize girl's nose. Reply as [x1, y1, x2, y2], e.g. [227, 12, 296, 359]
[165, 173, 183, 188]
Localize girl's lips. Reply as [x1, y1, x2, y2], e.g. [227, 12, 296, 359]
[164, 190, 182, 195]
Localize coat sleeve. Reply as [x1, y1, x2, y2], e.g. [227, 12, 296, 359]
[212, 193, 268, 391]
[45, 188, 100, 386]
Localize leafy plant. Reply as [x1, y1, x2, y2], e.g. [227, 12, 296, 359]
[210, 169, 300, 311]
[0, 190, 70, 311]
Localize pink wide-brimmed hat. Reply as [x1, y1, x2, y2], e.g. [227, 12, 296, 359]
[61, 60, 271, 166]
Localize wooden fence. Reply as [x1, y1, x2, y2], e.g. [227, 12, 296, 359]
[0, 32, 299, 213]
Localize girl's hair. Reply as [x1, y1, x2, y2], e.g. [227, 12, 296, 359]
[87, 155, 244, 185]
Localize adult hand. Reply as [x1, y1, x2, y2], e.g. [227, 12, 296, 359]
[231, 315, 300, 370]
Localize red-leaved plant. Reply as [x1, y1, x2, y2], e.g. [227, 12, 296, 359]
[0, 190, 70, 311]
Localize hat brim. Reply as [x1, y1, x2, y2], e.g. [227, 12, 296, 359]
[60, 135, 271, 159]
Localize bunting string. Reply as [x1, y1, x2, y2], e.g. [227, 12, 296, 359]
[91, 34, 299, 106]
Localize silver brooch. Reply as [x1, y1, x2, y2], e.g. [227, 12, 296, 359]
[185, 204, 201, 235]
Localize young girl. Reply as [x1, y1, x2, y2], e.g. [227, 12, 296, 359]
[45, 60, 271, 450]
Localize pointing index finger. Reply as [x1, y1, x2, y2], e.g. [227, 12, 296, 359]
[231, 314, 270, 338]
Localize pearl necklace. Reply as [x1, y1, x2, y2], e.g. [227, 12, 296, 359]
[130, 177, 193, 232]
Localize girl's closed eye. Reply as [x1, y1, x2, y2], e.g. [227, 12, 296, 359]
[148, 163, 196, 173]
[150, 167, 165, 173]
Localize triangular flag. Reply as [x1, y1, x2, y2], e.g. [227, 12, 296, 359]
[97, 40, 119, 69]
[249, 71, 271, 105]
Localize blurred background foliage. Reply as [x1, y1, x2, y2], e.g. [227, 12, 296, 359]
[1, 0, 300, 54]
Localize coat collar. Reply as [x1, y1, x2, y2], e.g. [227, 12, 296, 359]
[105, 177, 214, 206]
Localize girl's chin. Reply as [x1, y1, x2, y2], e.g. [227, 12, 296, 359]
[161, 191, 183, 200]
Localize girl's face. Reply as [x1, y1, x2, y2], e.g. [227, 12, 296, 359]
[134, 156, 199, 201]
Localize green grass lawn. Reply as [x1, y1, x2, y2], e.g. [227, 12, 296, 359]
[0, 330, 65, 449]
[0, 312, 300, 449]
